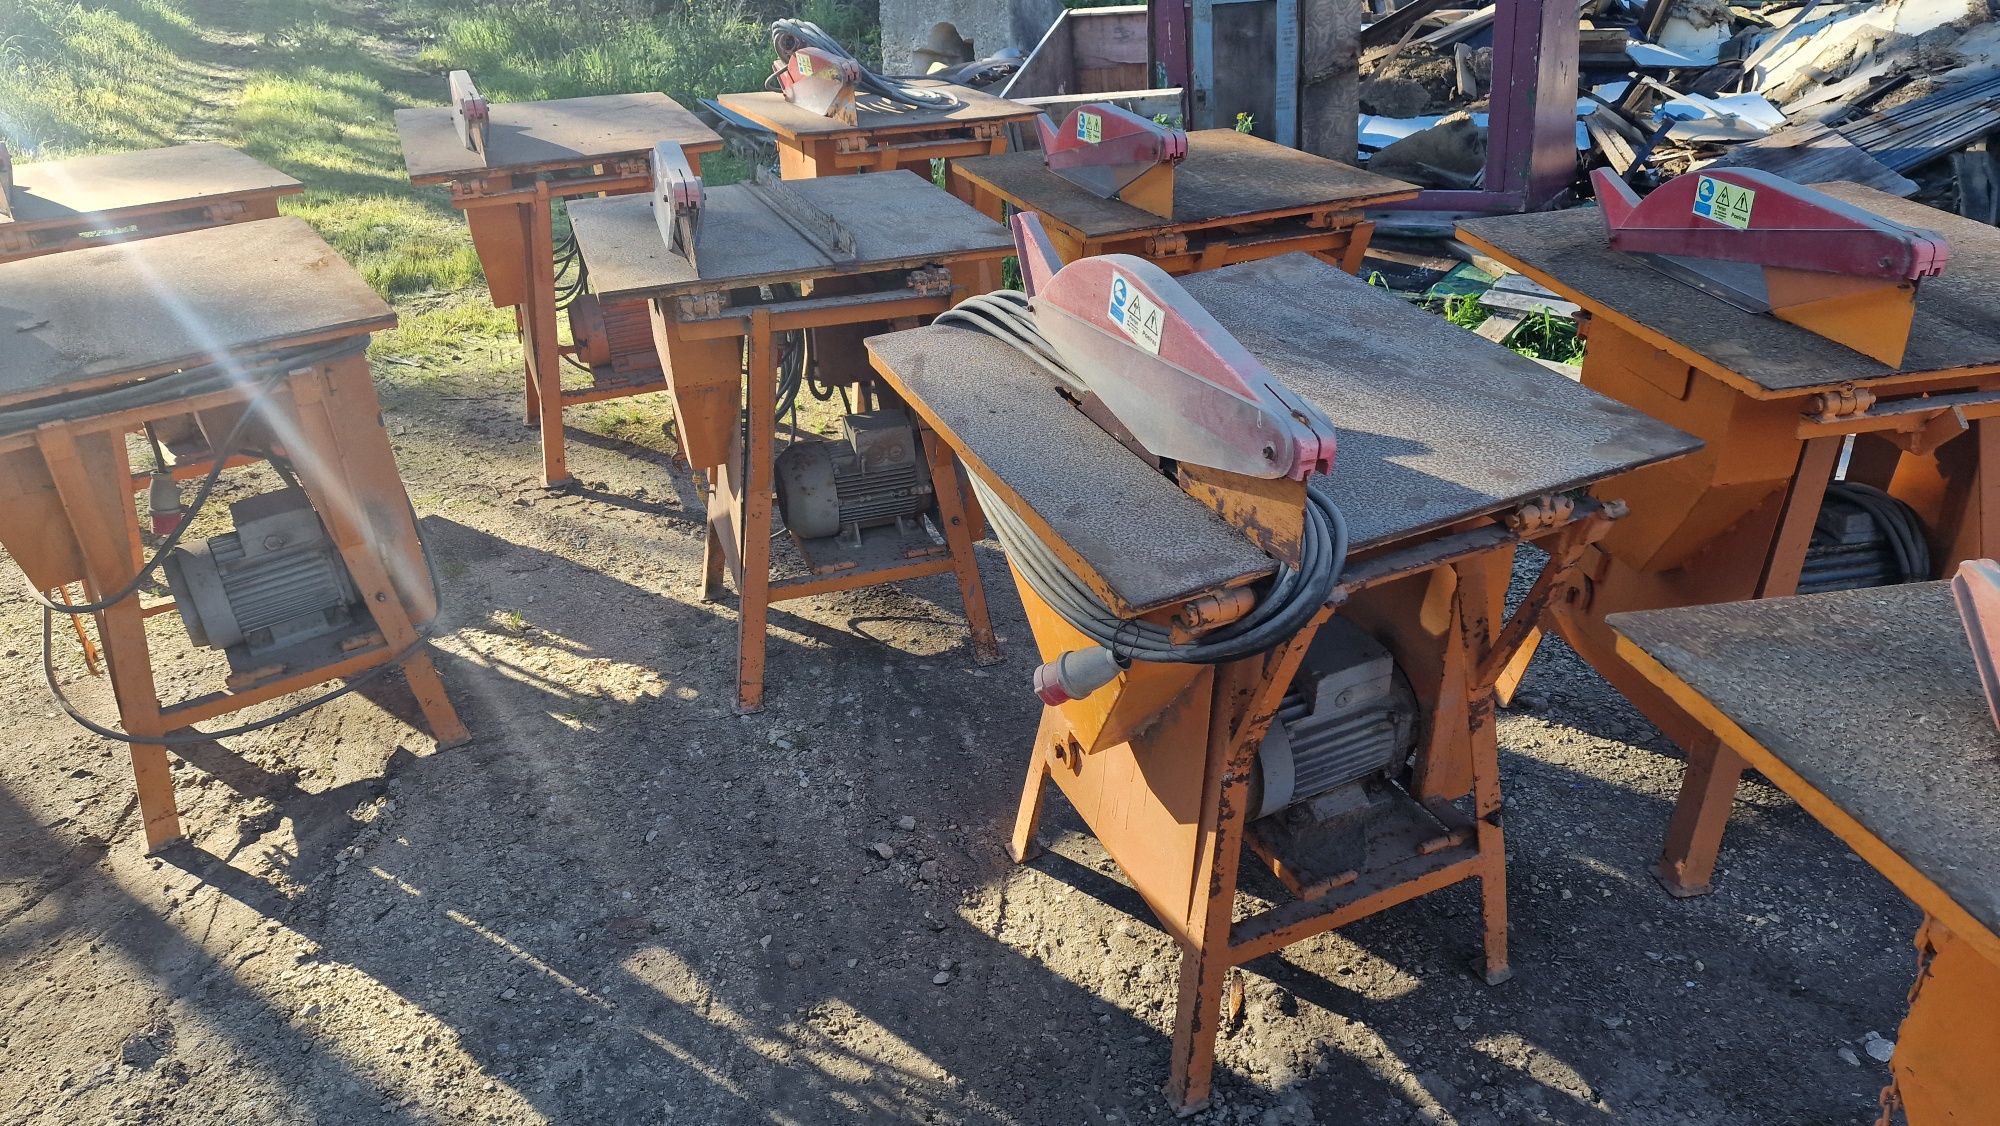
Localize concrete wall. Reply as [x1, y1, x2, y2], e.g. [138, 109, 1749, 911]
[879, 0, 1068, 74]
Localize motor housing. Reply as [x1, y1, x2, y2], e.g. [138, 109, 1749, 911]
[567, 294, 657, 376]
[1250, 617, 1420, 820]
[163, 488, 361, 654]
[774, 409, 934, 543]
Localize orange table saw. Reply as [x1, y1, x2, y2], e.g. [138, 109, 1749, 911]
[865, 237, 1696, 1111]
[396, 78, 723, 488]
[0, 141, 301, 264]
[717, 78, 1035, 184]
[566, 157, 1012, 712]
[0, 218, 467, 850]
[950, 119, 1417, 275]
[1458, 175, 2000, 896]
[1613, 582, 2000, 1126]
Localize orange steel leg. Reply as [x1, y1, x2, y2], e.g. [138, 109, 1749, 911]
[731, 309, 777, 714]
[922, 428, 1000, 665]
[38, 426, 183, 850]
[524, 183, 570, 487]
[1652, 734, 1744, 897]
[270, 361, 468, 746]
[1008, 725, 1052, 864]
[1883, 915, 2000, 1125]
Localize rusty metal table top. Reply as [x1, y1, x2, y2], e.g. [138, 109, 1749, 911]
[0, 217, 393, 408]
[1611, 582, 2000, 944]
[954, 129, 1419, 240]
[868, 252, 1699, 614]
[2, 143, 300, 230]
[567, 169, 1011, 300]
[1459, 184, 2000, 396]
[395, 92, 723, 184]
[717, 82, 1036, 141]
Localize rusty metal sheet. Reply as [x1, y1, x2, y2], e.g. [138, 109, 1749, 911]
[716, 82, 1037, 140]
[955, 129, 1418, 239]
[396, 92, 722, 184]
[1177, 254, 1701, 551]
[0, 217, 393, 407]
[4, 143, 300, 230]
[1460, 183, 2000, 393]
[868, 325, 1274, 614]
[568, 170, 1010, 301]
[1610, 582, 2000, 943]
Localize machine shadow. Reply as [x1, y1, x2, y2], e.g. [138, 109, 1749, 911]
[69, 516, 1205, 1121]
[0, 784, 436, 1122]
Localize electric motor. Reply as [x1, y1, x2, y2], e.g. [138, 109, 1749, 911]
[163, 488, 361, 654]
[567, 294, 657, 375]
[1250, 617, 1420, 820]
[774, 409, 935, 542]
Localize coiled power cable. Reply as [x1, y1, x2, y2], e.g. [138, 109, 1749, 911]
[769, 19, 962, 111]
[936, 291, 1348, 665]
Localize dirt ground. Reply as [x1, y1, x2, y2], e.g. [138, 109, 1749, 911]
[0, 341, 1926, 1126]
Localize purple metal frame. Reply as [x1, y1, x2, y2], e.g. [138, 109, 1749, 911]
[1149, 0, 1578, 213]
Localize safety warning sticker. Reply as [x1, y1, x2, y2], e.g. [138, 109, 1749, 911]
[1692, 175, 1755, 230]
[1078, 111, 1103, 144]
[1107, 270, 1163, 354]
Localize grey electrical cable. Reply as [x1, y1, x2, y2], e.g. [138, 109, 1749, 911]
[935, 292, 1081, 394]
[770, 19, 961, 110]
[937, 295, 1347, 663]
[42, 607, 433, 746]
[16, 338, 368, 616]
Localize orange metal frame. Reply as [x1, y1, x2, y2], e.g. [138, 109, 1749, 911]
[653, 260, 1006, 713]
[1461, 233, 2000, 896]
[441, 144, 722, 487]
[0, 349, 467, 851]
[1002, 500, 1619, 1111]
[1615, 630, 2000, 1125]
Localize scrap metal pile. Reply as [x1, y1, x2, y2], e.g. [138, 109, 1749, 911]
[1357, 0, 2000, 221]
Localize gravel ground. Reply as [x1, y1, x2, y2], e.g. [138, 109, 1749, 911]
[0, 359, 1919, 1125]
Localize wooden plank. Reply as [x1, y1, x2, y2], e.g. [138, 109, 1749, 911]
[1610, 582, 2000, 954]
[397, 92, 721, 184]
[1478, 287, 1580, 318]
[5, 143, 300, 230]
[1302, 0, 1363, 161]
[1359, 0, 1457, 48]
[1584, 112, 1638, 175]
[1475, 309, 1527, 341]
[954, 128, 1417, 240]
[567, 170, 1011, 301]
[1070, 7, 1150, 71]
[715, 82, 1038, 142]
[0, 218, 392, 408]
[1002, 8, 1078, 100]
[1459, 184, 2000, 393]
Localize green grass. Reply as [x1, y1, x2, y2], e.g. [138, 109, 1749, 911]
[0, 0, 874, 363]
[1429, 293, 1586, 365]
